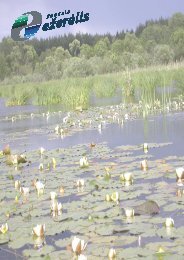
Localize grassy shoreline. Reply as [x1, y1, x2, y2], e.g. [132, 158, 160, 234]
[0, 62, 184, 109]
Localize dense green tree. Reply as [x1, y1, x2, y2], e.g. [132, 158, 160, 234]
[153, 44, 174, 64]
[69, 39, 81, 56]
[80, 44, 94, 59]
[171, 28, 184, 60]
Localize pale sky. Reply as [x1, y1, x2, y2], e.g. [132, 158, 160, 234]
[1, 0, 184, 40]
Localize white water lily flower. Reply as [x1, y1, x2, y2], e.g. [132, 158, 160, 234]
[79, 156, 89, 168]
[39, 147, 45, 155]
[51, 200, 62, 216]
[32, 224, 45, 237]
[165, 217, 174, 227]
[50, 192, 57, 200]
[72, 236, 87, 255]
[76, 179, 85, 187]
[123, 172, 133, 182]
[35, 181, 45, 190]
[20, 187, 30, 195]
[110, 192, 119, 203]
[108, 248, 116, 259]
[14, 180, 21, 190]
[78, 254, 87, 260]
[141, 160, 148, 170]
[143, 143, 148, 153]
[0, 223, 8, 234]
[125, 208, 134, 217]
[35, 181, 45, 195]
[176, 167, 184, 179]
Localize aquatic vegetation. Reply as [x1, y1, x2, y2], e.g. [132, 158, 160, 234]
[0, 103, 184, 258]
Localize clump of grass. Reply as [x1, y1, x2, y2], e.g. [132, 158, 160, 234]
[0, 63, 184, 110]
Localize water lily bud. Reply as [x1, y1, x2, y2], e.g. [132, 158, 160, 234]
[50, 192, 57, 200]
[105, 194, 111, 202]
[39, 147, 45, 155]
[156, 246, 165, 254]
[141, 160, 148, 170]
[14, 180, 21, 190]
[108, 248, 116, 259]
[59, 186, 65, 195]
[125, 208, 134, 217]
[111, 192, 119, 203]
[39, 163, 44, 171]
[0, 223, 8, 234]
[165, 217, 174, 227]
[143, 143, 148, 153]
[88, 215, 93, 221]
[52, 158, 56, 168]
[15, 195, 19, 203]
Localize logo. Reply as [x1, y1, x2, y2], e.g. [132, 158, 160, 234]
[11, 11, 42, 41]
[11, 10, 90, 41]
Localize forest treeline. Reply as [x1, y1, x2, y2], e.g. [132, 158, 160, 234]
[0, 12, 184, 83]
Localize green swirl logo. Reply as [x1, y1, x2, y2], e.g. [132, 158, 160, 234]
[11, 11, 42, 41]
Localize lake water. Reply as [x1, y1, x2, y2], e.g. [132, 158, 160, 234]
[0, 99, 184, 259]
